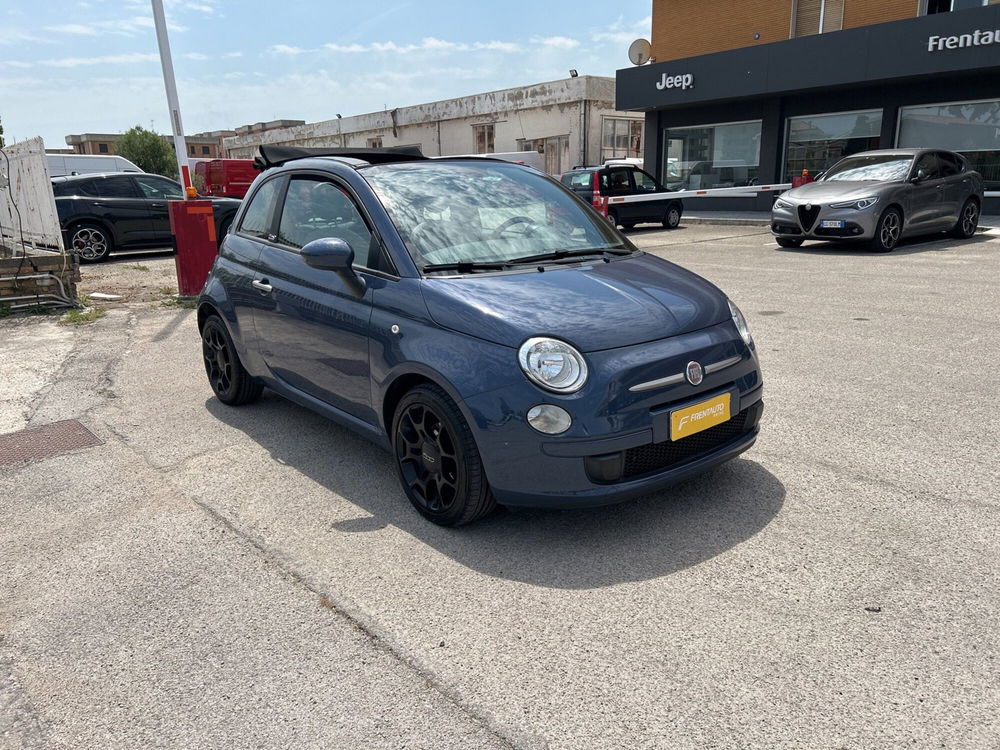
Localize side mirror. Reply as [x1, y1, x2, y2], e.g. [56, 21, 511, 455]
[911, 168, 928, 183]
[300, 237, 367, 298]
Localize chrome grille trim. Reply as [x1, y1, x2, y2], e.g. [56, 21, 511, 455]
[628, 354, 743, 393]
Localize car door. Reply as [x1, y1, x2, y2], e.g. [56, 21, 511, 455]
[630, 168, 668, 222]
[250, 174, 377, 423]
[604, 167, 636, 223]
[132, 174, 185, 243]
[91, 175, 155, 247]
[936, 151, 967, 225]
[906, 153, 945, 232]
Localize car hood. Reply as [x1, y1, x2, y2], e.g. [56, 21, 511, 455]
[785, 180, 894, 202]
[420, 253, 730, 352]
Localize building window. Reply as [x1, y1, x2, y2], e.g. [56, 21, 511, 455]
[201, 146, 210, 155]
[367, 136, 383, 148]
[661, 120, 762, 189]
[793, 0, 844, 37]
[925, 0, 988, 13]
[898, 99, 1000, 188]
[189, 145, 196, 155]
[517, 135, 570, 174]
[784, 110, 881, 180]
[98, 143, 109, 153]
[473, 123, 495, 154]
[601, 118, 643, 163]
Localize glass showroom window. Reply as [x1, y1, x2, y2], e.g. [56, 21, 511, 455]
[783, 110, 881, 180]
[898, 99, 1000, 189]
[518, 135, 570, 174]
[601, 118, 643, 162]
[662, 120, 762, 189]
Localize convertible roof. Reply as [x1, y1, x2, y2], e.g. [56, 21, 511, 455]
[254, 145, 427, 171]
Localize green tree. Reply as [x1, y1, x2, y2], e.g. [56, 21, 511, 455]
[115, 125, 176, 177]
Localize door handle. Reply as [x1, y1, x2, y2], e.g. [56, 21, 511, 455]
[149, 202, 165, 207]
[92, 201, 106, 207]
[251, 279, 273, 293]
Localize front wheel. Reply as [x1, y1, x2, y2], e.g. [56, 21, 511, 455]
[607, 210, 619, 228]
[662, 203, 682, 229]
[952, 199, 979, 239]
[869, 207, 902, 253]
[775, 237, 803, 248]
[68, 222, 113, 263]
[201, 315, 263, 406]
[392, 384, 496, 526]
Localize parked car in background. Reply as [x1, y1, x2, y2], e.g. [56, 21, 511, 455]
[46, 154, 141, 177]
[194, 159, 258, 199]
[771, 148, 984, 252]
[560, 164, 683, 230]
[197, 146, 762, 526]
[52, 172, 241, 262]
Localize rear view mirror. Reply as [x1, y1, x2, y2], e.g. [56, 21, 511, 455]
[301, 237, 366, 297]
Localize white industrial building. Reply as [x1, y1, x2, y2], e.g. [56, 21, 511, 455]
[223, 75, 643, 174]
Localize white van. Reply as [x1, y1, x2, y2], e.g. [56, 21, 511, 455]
[46, 154, 142, 177]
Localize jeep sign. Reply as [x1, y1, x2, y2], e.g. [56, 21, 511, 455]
[656, 72, 694, 91]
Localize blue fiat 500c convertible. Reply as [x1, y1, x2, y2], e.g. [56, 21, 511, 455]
[198, 146, 764, 526]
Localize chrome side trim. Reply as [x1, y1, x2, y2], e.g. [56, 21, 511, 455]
[629, 354, 743, 393]
[704, 355, 742, 374]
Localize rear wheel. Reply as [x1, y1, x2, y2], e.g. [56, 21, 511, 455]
[952, 198, 979, 239]
[201, 315, 263, 406]
[621, 222, 636, 231]
[608, 210, 619, 228]
[662, 203, 682, 229]
[68, 222, 113, 263]
[775, 237, 803, 248]
[869, 207, 902, 253]
[392, 384, 496, 527]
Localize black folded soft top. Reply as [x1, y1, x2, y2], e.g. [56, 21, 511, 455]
[253, 145, 427, 171]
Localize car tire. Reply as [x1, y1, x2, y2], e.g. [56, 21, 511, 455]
[869, 207, 902, 253]
[201, 315, 263, 406]
[621, 222, 636, 231]
[392, 383, 496, 527]
[662, 203, 682, 229]
[608, 210, 619, 228]
[775, 237, 803, 248]
[68, 222, 113, 263]
[952, 198, 979, 239]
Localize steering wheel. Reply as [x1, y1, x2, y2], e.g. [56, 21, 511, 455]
[492, 216, 538, 238]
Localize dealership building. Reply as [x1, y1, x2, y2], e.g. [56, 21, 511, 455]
[618, 0, 1000, 212]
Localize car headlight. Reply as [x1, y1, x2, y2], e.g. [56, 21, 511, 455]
[829, 196, 879, 210]
[517, 337, 588, 393]
[728, 300, 753, 348]
[774, 198, 793, 209]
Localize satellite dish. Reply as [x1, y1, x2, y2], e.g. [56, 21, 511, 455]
[628, 38, 652, 66]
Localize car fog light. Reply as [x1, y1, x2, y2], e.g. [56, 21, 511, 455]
[527, 404, 572, 434]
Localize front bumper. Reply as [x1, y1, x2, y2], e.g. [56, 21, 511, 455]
[459, 321, 763, 508]
[771, 201, 879, 240]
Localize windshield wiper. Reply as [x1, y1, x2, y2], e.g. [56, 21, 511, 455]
[421, 260, 511, 274]
[504, 247, 632, 265]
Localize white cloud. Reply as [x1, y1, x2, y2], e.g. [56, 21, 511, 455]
[0, 60, 33, 69]
[323, 37, 523, 54]
[269, 44, 306, 56]
[223, 52, 243, 58]
[532, 36, 580, 49]
[42, 53, 161, 68]
[41, 14, 187, 37]
[183, 52, 210, 60]
[45, 24, 98, 35]
[592, 14, 651, 45]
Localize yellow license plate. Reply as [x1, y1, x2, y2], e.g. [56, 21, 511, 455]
[670, 393, 731, 441]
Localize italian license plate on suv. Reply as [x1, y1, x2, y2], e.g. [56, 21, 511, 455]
[670, 392, 731, 441]
[820, 220, 845, 228]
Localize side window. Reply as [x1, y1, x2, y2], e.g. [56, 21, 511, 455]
[239, 178, 283, 239]
[936, 152, 961, 177]
[134, 175, 184, 200]
[606, 168, 632, 194]
[277, 177, 377, 269]
[914, 154, 940, 180]
[566, 172, 593, 190]
[633, 169, 659, 192]
[95, 176, 139, 198]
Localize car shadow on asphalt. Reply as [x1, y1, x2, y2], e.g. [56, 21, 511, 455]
[206, 393, 785, 590]
[773, 230, 994, 257]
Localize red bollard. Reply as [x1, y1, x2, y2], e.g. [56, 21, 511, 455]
[168, 199, 218, 297]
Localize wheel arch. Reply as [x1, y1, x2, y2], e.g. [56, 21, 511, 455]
[379, 365, 471, 438]
[64, 216, 115, 244]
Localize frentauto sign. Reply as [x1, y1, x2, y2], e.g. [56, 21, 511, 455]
[927, 28, 1000, 52]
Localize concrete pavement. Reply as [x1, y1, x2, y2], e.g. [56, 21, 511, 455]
[1, 225, 998, 748]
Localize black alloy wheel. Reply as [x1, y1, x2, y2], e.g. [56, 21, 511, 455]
[201, 315, 263, 406]
[69, 222, 113, 263]
[663, 204, 682, 229]
[870, 207, 902, 253]
[776, 237, 803, 248]
[952, 199, 979, 239]
[392, 384, 495, 526]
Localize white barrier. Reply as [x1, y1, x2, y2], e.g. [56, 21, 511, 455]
[0, 137, 64, 256]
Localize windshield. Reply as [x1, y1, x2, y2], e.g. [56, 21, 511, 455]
[363, 161, 628, 271]
[823, 154, 913, 182]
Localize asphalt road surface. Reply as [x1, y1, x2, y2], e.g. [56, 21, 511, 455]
[2, 224, 998, 749]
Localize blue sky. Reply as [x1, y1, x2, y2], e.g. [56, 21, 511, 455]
[1, 0, 651, 149]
